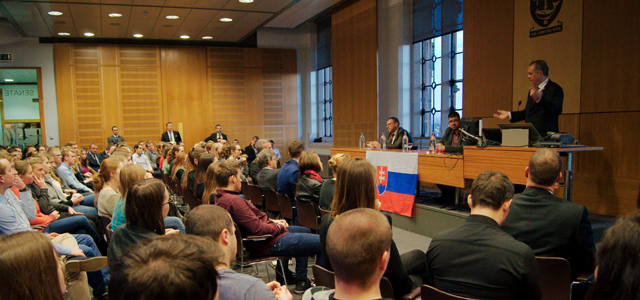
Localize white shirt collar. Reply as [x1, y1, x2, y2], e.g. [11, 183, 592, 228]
[538, 78, 549, 90]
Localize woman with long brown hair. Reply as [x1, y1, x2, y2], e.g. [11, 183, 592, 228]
[182, 147, 205, 192]
[108, 178, 180, 270]
[93, 157, 125, 218]
[0, 232, 67, 300]
[319, 157, 426, 300]
[201, 162, 218, 205]
[295, 151, 324, 205]
[170, 152, 187, 183]
[192, 153, 217, 200]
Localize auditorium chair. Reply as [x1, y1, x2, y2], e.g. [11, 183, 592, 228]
[417, 285, 478, 300]
[311, 264, 397, 299]
[295, 198, 321, 231]
[276, 192, 294, 221]
[263, 189, 281, 219]
[244, 184, 265, 210]
[100, 216, 112, 243]
[536, 257, 571, 300]
[234, 222, 291, 285]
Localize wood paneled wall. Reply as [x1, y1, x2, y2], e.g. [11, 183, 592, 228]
[54, 44, 297, 161]
[464, 0, 640, 216]
[332, 0, 378, 147]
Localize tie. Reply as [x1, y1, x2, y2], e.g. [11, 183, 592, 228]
[218, 133, 221, 140]
[391, 133, 396, 144]
[169, 131, 174, 142]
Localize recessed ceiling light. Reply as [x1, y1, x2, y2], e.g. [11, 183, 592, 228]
[180, 35, 190, 39]
[239, 0, 254, 3]
[109, 13, 122, 18]
[4, 79, 14, 82]
[202, 36, 213, 40]
[166, 15, 179, 19]
[220, 18, 233, 22]
[58, 32, 70, 36]
[48, 11, 63, 16]
[133, 34, 143, 38]
[84, 32, 95, 37]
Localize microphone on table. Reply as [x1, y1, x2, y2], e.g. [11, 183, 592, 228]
[459, 126, 483, 146]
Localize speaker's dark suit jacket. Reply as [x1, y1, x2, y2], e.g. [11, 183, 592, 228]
[502, 187, 595, 279]
[386, 127, 413, 149]
[244, 144, 258, 164]
[511, 80, 563, 135]
[161, 131, 182, 143]
[204, 132, 227, 143]
[87, 152, 102, 171]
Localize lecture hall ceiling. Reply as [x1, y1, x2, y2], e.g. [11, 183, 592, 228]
[0, 0, 341, 42]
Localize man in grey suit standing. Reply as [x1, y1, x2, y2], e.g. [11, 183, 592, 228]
[107, 126, 126, 146]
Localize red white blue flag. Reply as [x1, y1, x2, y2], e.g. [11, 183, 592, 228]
[366, 151, 418, 217]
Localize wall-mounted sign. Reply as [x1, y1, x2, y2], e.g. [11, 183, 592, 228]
[530, 0, 563, 38]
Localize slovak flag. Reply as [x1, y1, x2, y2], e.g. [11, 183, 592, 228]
[367, 151, 419, 217]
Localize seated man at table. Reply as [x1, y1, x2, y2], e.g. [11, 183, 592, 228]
[502, 148, 595, 279]
[435, 111, 476, 202]
[425, 170, 541, 300]
[371, 117, 413, 149]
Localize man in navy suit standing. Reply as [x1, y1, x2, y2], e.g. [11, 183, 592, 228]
[161, 122, 182, 144]
[494, 60, 563, 135]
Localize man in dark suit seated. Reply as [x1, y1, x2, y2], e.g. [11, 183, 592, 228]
[161, 122, 182, 144]
[256, 149, 279, 191]
[244, 136, 259, 165]
[87, 143, 102, 172]
[425, 171, 542, 300]
[502, 148, 596, 279]
[435, 111, 476, 202]
[107, 126, 126, 146]
[205, 124, 228, 143]
[494, 60, 563, 135]
[371, 117, 413, 149]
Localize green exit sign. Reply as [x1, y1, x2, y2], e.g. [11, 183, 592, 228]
[0, 54, 13, 61]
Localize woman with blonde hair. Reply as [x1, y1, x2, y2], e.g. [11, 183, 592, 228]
[163, 144, 183, 175]
[170, 152, 187, 183]
[111, 165, 185, 233]
[182, 147, 205, 192]
[0, 232, 67, 300]
[319, 157, 427, 300]
[318, 153, 349, 210]
[93, 156, 125, 218]
[295, 151, 324, 205]
[201, 162, 218, 205]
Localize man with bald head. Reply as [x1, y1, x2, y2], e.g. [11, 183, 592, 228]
[502, 148, 595, 279]
[303, 208, 393, 300]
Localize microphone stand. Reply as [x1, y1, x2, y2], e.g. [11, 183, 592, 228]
[459, 127, 484, 146]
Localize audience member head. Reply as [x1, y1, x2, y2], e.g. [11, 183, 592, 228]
[156, 142, 165, 154]
[64, 141, 78, 151]
[215, 124, 222, 133]
[171, 152, 187, 178]
[202, 163, 219, 205]
[468, 171, 514, 224]
[251, 136, 259, 146]
[8, 146, 22, 161]
[287, 140, 305, 159]
[38, 145, 47, 154]
[231, 144, 243, 159]
[124, 178, 168, 234]
[196, 153, 217, 186]
[232, 139, 239, 145]
[331, 157, 378, 217]
[93, 157, 125, 192]
[386, 117, 400, 134]
[145, 140, 154, 151]
[0, 231, 66, 300]
[205, 141, 215, 154]
[255, 139, 271, 153]
[298, 150, 323, 176]
[78, 147, 90, 166]
[586, 212, 640, 300]
[219, 144, 231, 160]
[119, 164, 147, 198]
[214, 143, 224, 156]
[15, 160, 35, 185]
[185, 205, 234, 265]
[182, 147, 206, 190]
[109, 234, 221, 300]
[166, 122, 173, 131]
[60, 147, 77, 166]
[24, 157, 46, 182]
[527, 148, 563, 187]
[89, 143, 98, 154]
[214, 160, 242, 192]
[328, 153, 350, 178]
[256, 149, 276, 169]
[167, 144, 182, 164]
[327, 208, 392, 290]
[111, 126, 119, 136]
[0, 158, 15, 190]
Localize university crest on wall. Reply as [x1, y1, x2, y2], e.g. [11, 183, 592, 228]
[530, 0, 563, 38]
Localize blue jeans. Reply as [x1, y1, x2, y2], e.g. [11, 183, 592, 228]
[80, 192, 95, 207]
[69, 234, 108, 295]
[164, 216, 185, 234]
[72, 205, 98, 217]
[44, 216, 103, 245]
[267, 226, 323, 281]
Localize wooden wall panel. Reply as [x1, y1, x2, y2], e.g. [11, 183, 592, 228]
[332, 0, 378, 147]
[463, 0, 514, 118]
[581, 0, 640, 113]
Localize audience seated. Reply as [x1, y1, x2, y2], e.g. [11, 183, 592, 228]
[244, 136, 260, 166]
[319, 157, 425, 299]
[585, 211, 640, 300]
[0, 231, 68, 300]
[107, 178, 180, 271]
[79, 147, 97, 177]
[171, 151, 187, 183]
[295, 151, 324, 206]
[193, 153, 217, 200]
[94, 157, 125, 218]
[256, 149, 280, 191]
[109, 234, 219, 300]
[183, 147, 205, 195]
[229, 143, 250, 180]
[218, 144, 232, 162]
[144, 140, 159, 168]
[107, 126, 126, 146]
[202, 163, 218, 205]
[185, 204, 293, 300]
[277, 140, 305, 224]
[212, 160, 322, 294]
[425, 171, 542, 300]
[502, 148, 596, 279]
[304, 208, 394, 300]
[163, 144, 182, 175]
[318, 153, 349, 210]
[87, 143, 102, 171]
[249, 139, 272, 183]
[132, 143, 155, 176]
[57, 147, 96, 206]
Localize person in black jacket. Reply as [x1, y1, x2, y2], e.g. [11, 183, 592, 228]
[243, 136, 259, 166]
[204, 124, 227, 143]
[494, 60, 563, 135]
[295, 151, 323, 206]
[161, 122, 182, 144]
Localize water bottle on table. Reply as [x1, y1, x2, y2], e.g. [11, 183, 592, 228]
[380, 132, 386, 150]
[359, 131, 366, 150]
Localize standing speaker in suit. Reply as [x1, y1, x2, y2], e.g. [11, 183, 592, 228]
[161, 122, 182, 144]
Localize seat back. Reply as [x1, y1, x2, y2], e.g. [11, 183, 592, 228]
[296, 199, 320, 230]
[536, 256, 571, 300]
[421, 285, 477, 300]
[380, 277, 394, 299]
[245, 184, 264, 209]
[276, 192, 293, 219]
[263, 189, 281, 212]
[183, 189, 201, 209]
[241, 181, 250, 196]
[100, 216, 112, 242]
[312, 265, 336, 289]
[105, 222, 114, 242]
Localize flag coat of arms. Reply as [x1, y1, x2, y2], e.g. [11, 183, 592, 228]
[366, 151, 419, 217]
